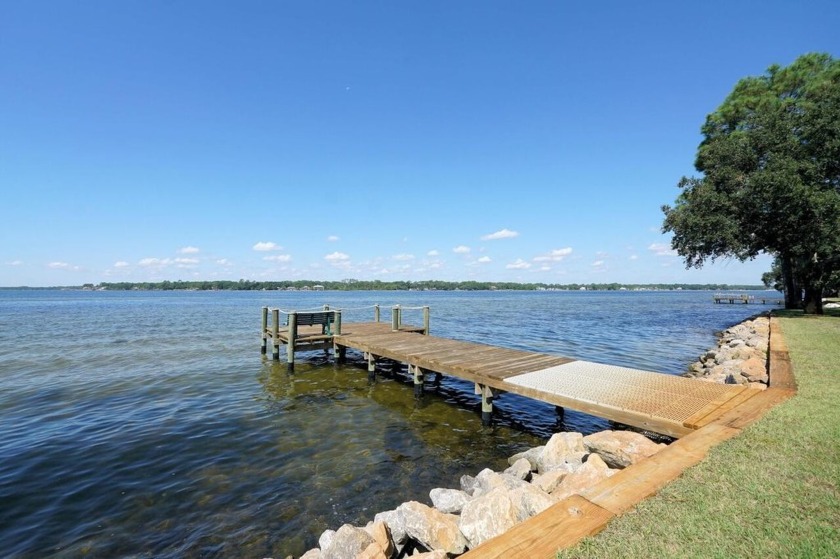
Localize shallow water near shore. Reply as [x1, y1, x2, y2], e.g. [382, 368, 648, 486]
[0, 289, 773, 557]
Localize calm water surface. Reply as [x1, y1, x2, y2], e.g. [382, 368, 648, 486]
[0, 289, 773, 557]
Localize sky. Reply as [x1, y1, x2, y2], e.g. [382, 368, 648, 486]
[2, 1, 838, 287]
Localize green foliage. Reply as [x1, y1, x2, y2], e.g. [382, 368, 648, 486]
[663, 53, 840, 312]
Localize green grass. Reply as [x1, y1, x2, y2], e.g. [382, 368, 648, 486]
[557, 310, 840, 559]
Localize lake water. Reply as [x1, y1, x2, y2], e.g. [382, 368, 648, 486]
[0, 289, 773, 558]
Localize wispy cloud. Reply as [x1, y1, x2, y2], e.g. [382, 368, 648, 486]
[453, 245, 471, 254]
[427, 250, 439, 256]
[263, 254, 292, 262]
[178, 246, 200, 254]
[592, 260, 605, 267]
[325, 252, 350, 262]
[629, 254, 639, 261]
[48, 261, 70, 269]
[648, 243, 678, 257]
[216, 258, 232, 266]
[506, 259, 531, 270]
[327, 235, 340, 242]
[114, 261, 130, 268]
[4, 260, 22, 266]
[533, 247, 573, 262]
[253, 241, 282, 252]
[138, 257, 171, 267]
[481, 228, 519, 241]
[393, 253, 415, 261]
[174, 258, 199, 265]
[477, 256, 492, 263]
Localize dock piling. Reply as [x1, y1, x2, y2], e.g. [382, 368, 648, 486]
[367, 352, 376, 383]
[271, 308, 280, 360]
[261, 306, 268, 355]
[477, 384, 494, 426]
[412, 364, 424, 398]
[374, 304, 380, 322]
[287, 312, 297, 371]
[391, 305, 401, 331]
[423, 306, 430, 335]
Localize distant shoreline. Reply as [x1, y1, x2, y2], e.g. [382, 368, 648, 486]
[1, 281, 768, 292]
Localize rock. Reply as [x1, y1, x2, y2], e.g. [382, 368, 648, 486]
[363, 521, 394, 558]
[728, 338, 746, 348]
[429, 487, 471, 514]
[356, 542, 388, 559]
[507, 446, 544, 470]
[300, 549, 321, 559]
[508, 483, 556, 521]
[460, 474, 479, 496]
[373, 509, 407, 547]
[551, 454, 616, 501]
[531, 470, 568, 493]
[537, 432, 587, 473]
[582, 430, 665, 469]
[320, 524, 374, 559]
[740, 357, 768, 383]
[504, 458, 533, 481]
[396, 501, 468, 555]
[473, 468, 528, 496]
[318, 529, 336, 551]
[459, 487, 519, 548]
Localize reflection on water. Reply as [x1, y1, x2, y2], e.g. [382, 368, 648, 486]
[0, 289, 770, 557]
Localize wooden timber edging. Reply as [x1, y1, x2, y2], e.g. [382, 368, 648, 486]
[459, 316, 797, 559]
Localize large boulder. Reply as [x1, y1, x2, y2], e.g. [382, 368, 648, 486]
[320, 524, 375, 559]
[582, 430, 664, 469]
[363, 521, 394, 558]
[396, 501, 468, 555]
[536, 432, 586, 473]
[503, 457, 533, 481]
[507, 446, 545, 470]
[460, 474, 479, 496]
[318, 529, 335, 551]
[508, 483, 557, 521]
[459, 487, 519, 549]
[473, 468, 529, 496]
[531, 469, 568, 494]
[430, 487, 471, 514]
[740, 357, 768, 383]
[373, 509, 407, 548]
[551, 454, 617, 501]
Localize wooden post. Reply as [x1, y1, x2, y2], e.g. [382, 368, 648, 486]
[477, 383, 494, 426]
[367, 352, 376, 383]
[333, 310, 345, 363]
[391, 305, 400, 331]
[261, 306, 268, 354]
[287, 312, 297, 371]
[412, 364, 424, 398]
[334, 310, 342, 335]
[374, 304, 380, 322]
[555, 405, 565, 421]
[271, 308, 280, 360]
[423, 306, 430, 335]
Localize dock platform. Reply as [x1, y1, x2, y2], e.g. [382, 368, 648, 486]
[261, 306, 750, 439]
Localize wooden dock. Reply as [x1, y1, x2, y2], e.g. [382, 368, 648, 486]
[261, 306, 749, 439]
[713, 293, 782, 305]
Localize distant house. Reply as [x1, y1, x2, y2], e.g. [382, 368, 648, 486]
[312, 285, 325, 291]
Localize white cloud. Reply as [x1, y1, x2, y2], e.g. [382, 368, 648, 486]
[506, 259, 531, 270]
[393, 253, 415, 261]
[592, 260, 605, 267]
[138, 257, 171, 267]
[175, 257, 199, 265]
[427, 250, 439, 256]
[178, 246, 200, 254]
[533, 247, 573, 262]
[48, 261, 70, 269]
[648, 243, 678, 257]
[325, 252, 350, 262]
[216, 258, 232, 266]
[5, 260, 22, 266]
[263, 254, 292, 262]
[453, 245, 471, 254]
[477, 256, 492, 263]
[481, 228, 519, 241]
[327, 235, 340, 242]
[253, 241, 282, 251]
[114, 261, 129, 268]
[629, 254, 639, 261]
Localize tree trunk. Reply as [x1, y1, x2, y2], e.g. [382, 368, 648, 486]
[781, 254, 801, 309]
[803, 284, 824, 314]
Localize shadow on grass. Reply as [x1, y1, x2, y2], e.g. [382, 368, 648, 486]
[772, 308, 840, 319]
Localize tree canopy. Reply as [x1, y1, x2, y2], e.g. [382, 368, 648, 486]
[663, 53, 840, 313]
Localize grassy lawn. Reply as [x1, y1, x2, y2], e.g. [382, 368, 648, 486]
[557, 310, 840, 559]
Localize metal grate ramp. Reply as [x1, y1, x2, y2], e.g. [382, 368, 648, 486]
[504, 360, 744, 426]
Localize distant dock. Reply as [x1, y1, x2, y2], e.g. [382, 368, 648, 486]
[713, 293, 783, 305]
[260, 305, 750, 439]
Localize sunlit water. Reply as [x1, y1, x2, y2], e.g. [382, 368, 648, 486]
[0, 289, 773, 557]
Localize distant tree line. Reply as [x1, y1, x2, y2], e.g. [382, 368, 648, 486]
[84, 279, 766, 292]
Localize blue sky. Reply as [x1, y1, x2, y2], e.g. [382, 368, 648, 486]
[2, 1, 838, 287]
